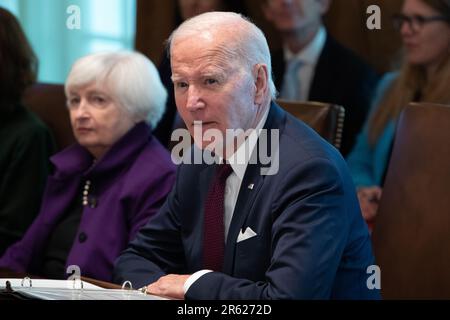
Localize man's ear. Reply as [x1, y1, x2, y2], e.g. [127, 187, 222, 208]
[253, 64, 268, 105]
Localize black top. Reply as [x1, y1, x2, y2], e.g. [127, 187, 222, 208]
[40, 194, 83, 279]
[0, 104, 55, 256]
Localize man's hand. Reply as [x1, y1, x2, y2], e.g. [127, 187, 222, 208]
[146, 274, 190, 300]
[357, 186, 383, 222]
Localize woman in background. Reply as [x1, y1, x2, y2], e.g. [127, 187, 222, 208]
[0, 7, 55, 256]
[347, 0, 450, 226]
[0, 51, 176, 282]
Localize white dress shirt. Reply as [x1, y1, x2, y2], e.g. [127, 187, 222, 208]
[282, 26, 326, 101]
[184, 106, 270, 294]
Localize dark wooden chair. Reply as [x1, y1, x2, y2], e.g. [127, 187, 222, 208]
[276, 99, 345, 150]
[168, 100, 346, 151]
[22, 83, 75, 150]
[372, 102, 450, 299]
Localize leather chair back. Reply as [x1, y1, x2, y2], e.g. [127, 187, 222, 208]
[372, 103, 450, 299]
[276, 99, 345, 149]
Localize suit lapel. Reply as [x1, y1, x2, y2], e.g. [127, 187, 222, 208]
[223, 162, 266, 273]
[309, 34, 333, 101]
[223, 103, 287, 274]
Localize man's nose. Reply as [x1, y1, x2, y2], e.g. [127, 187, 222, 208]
[186, 85, 205, 111]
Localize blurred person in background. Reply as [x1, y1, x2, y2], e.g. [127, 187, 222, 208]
[263, 0, 380, 156]
[0, 7, 55, 256]
[347, 0, 450, 226]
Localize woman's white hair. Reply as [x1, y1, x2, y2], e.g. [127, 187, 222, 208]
[168, 11, 277, 99]
[65, 51, 167, 129]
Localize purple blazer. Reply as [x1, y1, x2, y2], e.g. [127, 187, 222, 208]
[0, 122, 175, 282]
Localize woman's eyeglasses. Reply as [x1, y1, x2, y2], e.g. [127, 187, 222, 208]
[392, 13, 449, 33]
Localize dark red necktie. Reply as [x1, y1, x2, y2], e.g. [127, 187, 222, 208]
[203, 163, 233, 271]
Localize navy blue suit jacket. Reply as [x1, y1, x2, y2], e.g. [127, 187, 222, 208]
[272, 34, 380, 156]
[113, 103, 380, 299]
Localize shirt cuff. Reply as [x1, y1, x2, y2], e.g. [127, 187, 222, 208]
[183, 270, 213, 294]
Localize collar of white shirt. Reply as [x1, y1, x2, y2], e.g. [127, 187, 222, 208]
[219, 105, 270, 180]
[283, 26, 327, 68]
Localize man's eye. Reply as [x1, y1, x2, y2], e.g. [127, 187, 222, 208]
[176, 82, 188, 88]
[205, 78, 218, 85]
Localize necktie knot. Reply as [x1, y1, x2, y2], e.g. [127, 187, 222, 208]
[281, 58, 303, 101]
[287, 58, 302, 72]
[216, 163, 233, 181]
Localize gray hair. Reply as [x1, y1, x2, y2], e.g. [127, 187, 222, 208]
[168, 11, 277, 99]
[65, 51, 167, 129]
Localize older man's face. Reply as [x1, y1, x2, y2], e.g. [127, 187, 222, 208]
[171, 33, 259, 151]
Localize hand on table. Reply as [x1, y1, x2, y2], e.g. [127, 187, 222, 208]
[146, 274, 190, 300]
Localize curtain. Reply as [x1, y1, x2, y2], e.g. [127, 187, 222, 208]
[0, 0, 136, 83]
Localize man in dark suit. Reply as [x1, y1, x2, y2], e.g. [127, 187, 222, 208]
[263, 0, 379, 156]
[113, 11, 379, 300]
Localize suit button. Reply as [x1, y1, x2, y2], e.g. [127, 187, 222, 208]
[88, 196, 97, 208]
[78, 232, 87, 243]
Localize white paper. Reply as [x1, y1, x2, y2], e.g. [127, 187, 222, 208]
[1, 278, 167, 300]
[0, 278, 103, 290]
[15, 288, 167, 300]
